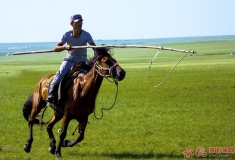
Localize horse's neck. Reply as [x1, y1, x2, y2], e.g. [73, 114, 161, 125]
[89, 68, 103, 90]
[79, 67, 103, 97]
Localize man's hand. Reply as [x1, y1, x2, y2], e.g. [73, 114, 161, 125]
[64, 45, 73, 51]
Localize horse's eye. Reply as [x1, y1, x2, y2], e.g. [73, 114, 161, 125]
[104, 61, 110, 66]
[105, 60, 112, 67]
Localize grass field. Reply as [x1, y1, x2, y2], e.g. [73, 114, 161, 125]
[0, 40, 235, 159]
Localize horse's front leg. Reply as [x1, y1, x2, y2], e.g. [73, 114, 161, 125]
[55, 115, 70, 158]
[46, 114, 63, 154]
[62, 117, 88, 147]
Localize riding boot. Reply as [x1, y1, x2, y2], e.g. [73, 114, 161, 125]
[46, 83, 59, 104]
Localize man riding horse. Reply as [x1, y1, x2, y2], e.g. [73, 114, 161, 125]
[47, 14, 96, 109]
[23, 14, 126, 158]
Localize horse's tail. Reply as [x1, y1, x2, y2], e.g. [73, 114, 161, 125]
[22, 93, 40, 124]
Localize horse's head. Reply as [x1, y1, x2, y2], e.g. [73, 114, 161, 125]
[92, 48, 126, 81]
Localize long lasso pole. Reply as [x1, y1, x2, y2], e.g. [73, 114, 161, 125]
[13, 45, 196, 55]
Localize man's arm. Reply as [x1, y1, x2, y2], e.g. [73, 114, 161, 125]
[54, 41, 96, 52]
[53, 42, 71, 52]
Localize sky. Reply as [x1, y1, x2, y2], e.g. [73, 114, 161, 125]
[0, 0, 234, 43]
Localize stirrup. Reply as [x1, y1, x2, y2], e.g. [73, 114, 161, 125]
[46, 94, 55, 103]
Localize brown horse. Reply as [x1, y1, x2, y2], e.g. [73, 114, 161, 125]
[22, 48, 126, 158]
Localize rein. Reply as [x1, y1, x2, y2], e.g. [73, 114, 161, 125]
[93, 77, 118, 120]
[71, 79, 118, 135]
[93, 61, 119, 119]
[147, 47, 189, 88]
[71, 63, 119, 135]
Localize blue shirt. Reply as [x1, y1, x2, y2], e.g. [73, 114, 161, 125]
[60, 29, 94, 63]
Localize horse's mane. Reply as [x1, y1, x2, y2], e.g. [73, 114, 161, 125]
[86, 48, 113, 69]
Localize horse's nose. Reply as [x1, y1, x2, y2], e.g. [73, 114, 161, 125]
[117, 70, 126, 81]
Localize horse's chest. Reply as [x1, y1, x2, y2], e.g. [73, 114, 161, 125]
[65, 103, 94, 118]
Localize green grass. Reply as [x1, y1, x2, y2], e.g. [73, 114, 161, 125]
[0, 40, 235, 159]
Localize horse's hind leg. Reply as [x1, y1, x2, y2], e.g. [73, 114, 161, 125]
[24, 119, 34, 153]
[46, 114, 63, 154]
[24, 81, 46, 153]
[24, 106, 42, 153]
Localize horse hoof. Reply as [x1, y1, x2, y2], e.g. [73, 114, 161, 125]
[48, 146, 55, 154]
[56, 152, 62, 158]
[62, 140, 70, 147]
[24, 144, 31, 153]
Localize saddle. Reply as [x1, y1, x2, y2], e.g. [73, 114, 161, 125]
[46, 62, 90, 103]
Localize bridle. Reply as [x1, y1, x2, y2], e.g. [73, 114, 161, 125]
[93, 61, 119, 79]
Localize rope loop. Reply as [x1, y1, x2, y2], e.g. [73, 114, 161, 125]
[147, 48, 188, 88]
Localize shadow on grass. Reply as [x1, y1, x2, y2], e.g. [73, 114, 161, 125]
[69, 152, 183, 159]
[100, 152, 183, 159]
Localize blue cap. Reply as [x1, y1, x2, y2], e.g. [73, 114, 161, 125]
[70, 14, 83, 22]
